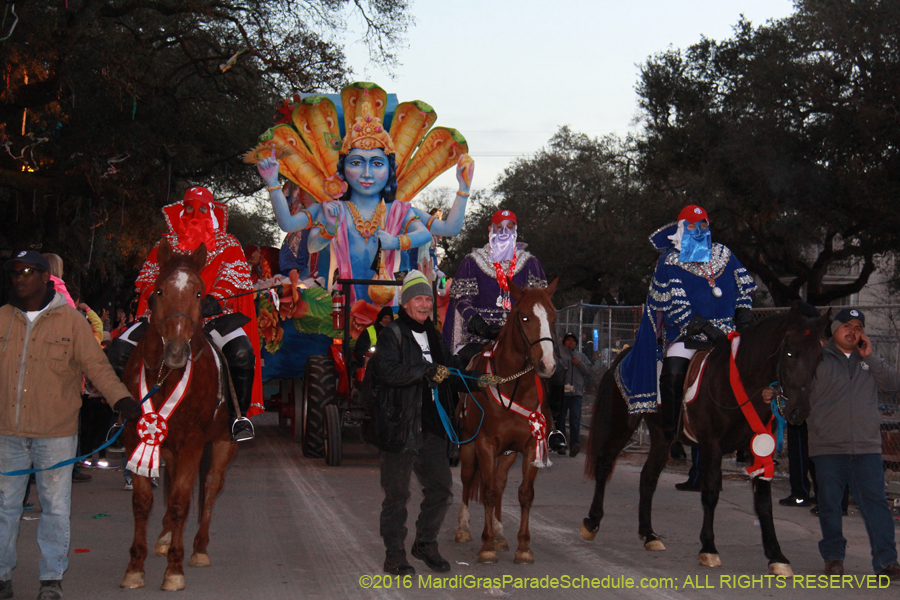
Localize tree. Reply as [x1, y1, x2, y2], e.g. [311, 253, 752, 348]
[0, 0, 410, 303]
[634, 0, 900, 306]
[442, 127, 659, 306]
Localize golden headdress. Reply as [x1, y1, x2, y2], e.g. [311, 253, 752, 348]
[244, 82, 469, 204]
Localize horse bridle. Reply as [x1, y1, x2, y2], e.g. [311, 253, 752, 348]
[488, 305, 555, 411]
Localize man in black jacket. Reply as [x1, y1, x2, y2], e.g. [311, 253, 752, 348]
[370, 270, 468, 576]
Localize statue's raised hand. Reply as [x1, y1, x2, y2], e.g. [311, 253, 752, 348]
[257, 148, 280, 187]
[456, 154, 474, 193]
[376, 229, 400, 250]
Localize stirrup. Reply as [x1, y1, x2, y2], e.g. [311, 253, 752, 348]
[231, 417, 255, 443]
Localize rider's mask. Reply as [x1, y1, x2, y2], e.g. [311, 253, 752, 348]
[489, 220, 517, 263]
[178, 187, 218, 252]
[678, 220, 711, 263]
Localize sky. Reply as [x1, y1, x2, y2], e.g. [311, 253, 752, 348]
[341, 0, 797, 193]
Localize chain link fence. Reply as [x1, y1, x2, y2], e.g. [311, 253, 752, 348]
[557, 303, 900, 483]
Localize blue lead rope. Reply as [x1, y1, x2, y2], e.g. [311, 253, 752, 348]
[768, 381, 786, 454]
[0, 385, 160, 477]
[431, 367, 485, 445]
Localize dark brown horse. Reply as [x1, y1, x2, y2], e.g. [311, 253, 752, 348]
[581, 303, 829, 574]
[119, 241, 237, 591]
[454, 279, 558, 564]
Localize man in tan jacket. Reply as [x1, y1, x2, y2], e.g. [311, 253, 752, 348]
[0, 251, 137, 600]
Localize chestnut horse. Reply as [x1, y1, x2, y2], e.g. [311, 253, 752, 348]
[580, 303, 829, 574]
[454, 279, 558, 564]
[120, 241, 238, 591]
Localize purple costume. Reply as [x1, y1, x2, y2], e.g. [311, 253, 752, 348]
[443, 242, 547, 352]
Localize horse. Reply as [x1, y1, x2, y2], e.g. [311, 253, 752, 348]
[580, 302, 830, 574]
[119, 240, 238, 591]
[454, 279, 558, 564]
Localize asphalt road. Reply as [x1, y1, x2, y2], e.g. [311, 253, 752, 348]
[9, 413, 899, 599]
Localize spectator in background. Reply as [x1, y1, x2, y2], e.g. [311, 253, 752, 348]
[67, 285, 103, 345]
[354, 306, 394, 368]
[807, 308, 900, 580]
[559, 332, 592, 457]
[42, 253, 75, 309]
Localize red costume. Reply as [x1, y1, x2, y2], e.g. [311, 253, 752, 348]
[134, 190, 264, 416]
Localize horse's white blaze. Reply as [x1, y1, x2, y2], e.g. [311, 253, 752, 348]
[533, 304, 556, 372]
[173, 271, 189, 291]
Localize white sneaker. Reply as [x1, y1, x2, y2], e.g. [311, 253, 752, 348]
[123, 482, 133, 491]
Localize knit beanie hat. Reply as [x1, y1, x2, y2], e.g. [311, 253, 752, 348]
[400, 270, 432, 305]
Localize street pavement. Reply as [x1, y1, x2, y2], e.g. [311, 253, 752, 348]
[10, 413, 900, 599]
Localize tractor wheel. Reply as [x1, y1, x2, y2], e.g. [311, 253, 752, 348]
[302, 355, 335, 458]
[324, 404, 343, 466]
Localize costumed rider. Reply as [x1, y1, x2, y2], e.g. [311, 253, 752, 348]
[443, 209, 547, 351]
[615, 205, 757, 490]
[442, 209, 557, 442]
[107, 187, 263, 442]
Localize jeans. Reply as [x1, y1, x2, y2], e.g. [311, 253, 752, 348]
[0, 435, 77, 582]
[379, 433, 453, 551]
[561, 395, 583, 447]
[812, 453, 897, 573]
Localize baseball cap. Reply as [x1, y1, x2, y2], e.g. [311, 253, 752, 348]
[677, 205, 709, 223]
[491, 209, 517, 226]
[4, 250, 51, 272]
[832, 307, 865, 328]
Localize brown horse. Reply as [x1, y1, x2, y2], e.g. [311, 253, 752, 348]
[454, 279, 558, 564]
[119, 240, 238, 591]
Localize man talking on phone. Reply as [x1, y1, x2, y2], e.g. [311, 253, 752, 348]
[807, 308, 900, 581]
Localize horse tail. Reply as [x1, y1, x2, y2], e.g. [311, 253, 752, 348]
[198, 442, 213, 524]
[584, 348, 629, 479]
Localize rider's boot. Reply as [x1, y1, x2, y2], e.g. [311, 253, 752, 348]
[222, 336, 256, 442]
[658, 356, 690, 441]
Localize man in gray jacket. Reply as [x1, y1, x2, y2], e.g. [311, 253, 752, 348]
[558, 332, 592, 457]
[808, 308, 900, 580]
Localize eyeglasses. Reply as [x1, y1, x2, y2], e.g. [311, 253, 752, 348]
[8, 267, 44, 279]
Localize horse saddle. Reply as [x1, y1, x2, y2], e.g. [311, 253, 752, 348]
[677, 350, 710, 445]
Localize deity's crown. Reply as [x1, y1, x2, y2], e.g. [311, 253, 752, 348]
[340, 90, 395, 155]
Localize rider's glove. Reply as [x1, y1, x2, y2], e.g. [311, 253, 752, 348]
[733, 307, 753, 333]
[201, 295, 223, 319]
[467, 313, 502, 340]
[685, 314, 725, 343]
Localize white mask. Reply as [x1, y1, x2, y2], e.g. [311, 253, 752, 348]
[489, 228, 517, 263]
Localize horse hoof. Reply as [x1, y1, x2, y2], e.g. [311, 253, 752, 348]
[154, 532, 172, 557]
[120, 572, 145, 589]
[769, 562, 794, 577]
[514, 549, 534, 564]
[161, 574, 185, 591]
[580, 522, 598, 542]
[189, 553, 211, 568]
[644, 539, 666, 552]
[493, 539, 509, 552]
[698, 553, 722, 567]
[455, 530, 473, 543]
[478, 550, 498, 563]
